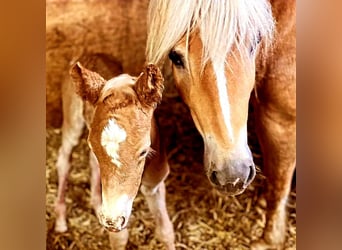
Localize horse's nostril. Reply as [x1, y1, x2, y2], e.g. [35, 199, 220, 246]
[246, 165, 256, 184]
[210, 171, 220, 185]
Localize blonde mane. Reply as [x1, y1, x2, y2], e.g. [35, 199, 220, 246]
[146, 0, 274, 69]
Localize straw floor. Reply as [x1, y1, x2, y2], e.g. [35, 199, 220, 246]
[46, 84, 296, 249]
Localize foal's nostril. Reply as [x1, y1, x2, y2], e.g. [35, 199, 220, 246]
[210, 171, 220, 185]
[106, 218, 114, 226]
[105, 216, 126, 230]
[246, 165, 256, 184]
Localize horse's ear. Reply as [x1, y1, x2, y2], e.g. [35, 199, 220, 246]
[133, 64, 164, 108]
[70, 62, 106, 105]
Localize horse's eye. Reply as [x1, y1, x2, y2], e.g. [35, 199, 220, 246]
[168, 50, 185, 68]
[256, 31, 262, 45]
[250, 32, 262, 55]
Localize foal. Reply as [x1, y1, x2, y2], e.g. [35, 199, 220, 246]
[54, 61, 175, 249]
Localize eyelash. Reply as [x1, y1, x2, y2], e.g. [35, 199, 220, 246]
[250, 32, 262, 54]
[138, 148, 156, 165]
[139, 148, 157, 159]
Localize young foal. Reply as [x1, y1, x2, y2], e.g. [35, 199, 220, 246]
[54, 61, 175, 249]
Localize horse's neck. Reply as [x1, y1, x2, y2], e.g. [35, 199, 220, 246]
[270, 0, 296, 28]
[255, 0, 296, 79]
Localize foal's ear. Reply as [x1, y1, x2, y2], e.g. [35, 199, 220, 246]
[133, 64, 164, 108]
[70, 62, 106, 105]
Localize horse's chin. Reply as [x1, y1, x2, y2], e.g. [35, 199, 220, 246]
[213, 185, 246, 196]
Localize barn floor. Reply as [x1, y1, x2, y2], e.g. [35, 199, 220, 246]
[46, 85, 296, 249]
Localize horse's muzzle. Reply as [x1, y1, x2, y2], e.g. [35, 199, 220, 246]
[208, 161, 256, 195]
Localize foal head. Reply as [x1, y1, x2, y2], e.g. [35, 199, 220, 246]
[147, 0, 274, 195]
[70, 63, 164, 231]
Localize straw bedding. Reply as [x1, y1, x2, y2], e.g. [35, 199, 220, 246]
[46, 83, 296, 249]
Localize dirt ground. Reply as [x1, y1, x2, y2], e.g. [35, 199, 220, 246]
[45, 81, 296, 249]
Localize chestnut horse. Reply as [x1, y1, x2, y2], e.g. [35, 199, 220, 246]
[54, 59, 174, 249]
[146, 0, 295, 249]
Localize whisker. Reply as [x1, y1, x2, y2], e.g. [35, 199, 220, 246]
[147, 147, 158, 159]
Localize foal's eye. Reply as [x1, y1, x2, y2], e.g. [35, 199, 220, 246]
[168, 50, 185, 68]
[139, 149, 148, 158]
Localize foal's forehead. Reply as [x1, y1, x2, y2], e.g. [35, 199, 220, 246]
[99, 116, 150, 167]
[107, 74, 136, 87]
[100, 118, 127, 167]
[99, 74, 137, 102]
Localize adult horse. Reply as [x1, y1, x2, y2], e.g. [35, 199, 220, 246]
[146, 0, 296, 249]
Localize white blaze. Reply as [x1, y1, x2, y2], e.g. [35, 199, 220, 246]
[212, 61, 234, 140]
[101, 119, 127, 167]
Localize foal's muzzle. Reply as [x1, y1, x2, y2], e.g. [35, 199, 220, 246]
[97, 208, 128, 232]
[100, 215, 127, 232]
